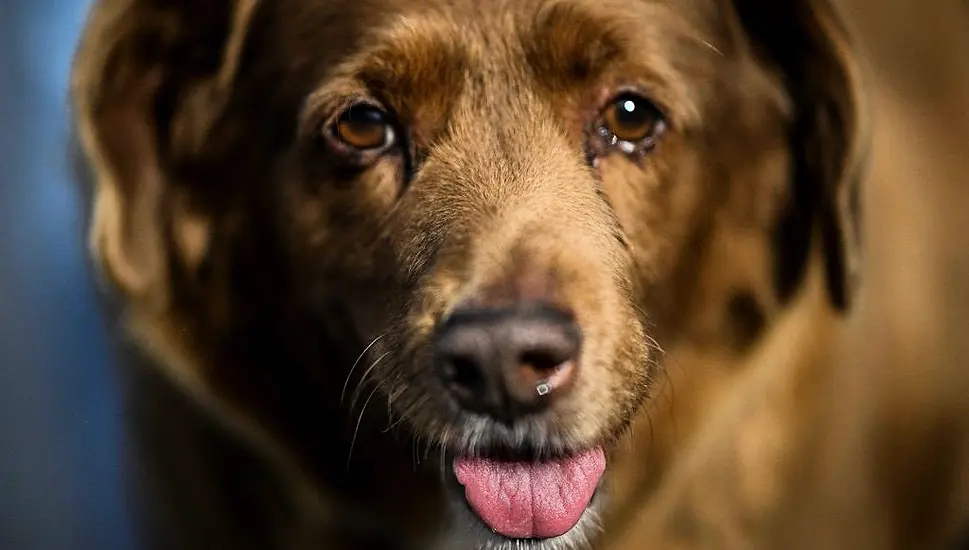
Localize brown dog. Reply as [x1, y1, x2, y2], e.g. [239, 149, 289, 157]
[70, 0, 866, 548]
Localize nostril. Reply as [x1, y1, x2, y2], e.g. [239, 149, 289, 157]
[515, 345, 578, 399]
[438, 350, 506, 417]
[443, 355, 484, 394]
[520, 349, 569, 375]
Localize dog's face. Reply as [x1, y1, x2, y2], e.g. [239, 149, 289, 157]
[72, 0, 864, 547]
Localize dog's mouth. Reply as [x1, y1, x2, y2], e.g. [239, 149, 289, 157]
[450, 445, 607, 541]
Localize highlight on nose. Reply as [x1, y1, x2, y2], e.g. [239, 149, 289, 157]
[432, 301, 582, 424]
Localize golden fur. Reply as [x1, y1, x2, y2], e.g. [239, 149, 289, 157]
[69, 0, 967, 548]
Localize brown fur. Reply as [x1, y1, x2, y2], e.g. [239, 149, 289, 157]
[67, 0, 902, 549]
[603, 1, 969, 548]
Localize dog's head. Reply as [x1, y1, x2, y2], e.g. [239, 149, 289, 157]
[72, 0, 866, 547]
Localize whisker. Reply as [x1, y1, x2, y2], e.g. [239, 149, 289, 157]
[348, 350, 393, 413]
[622, 419, 636, 454]
[698, 38, 724, 57]
[423, 431, 436, 463]
[412, 434, 424, 470]
[383, 395, 429, 433]
[438, 424, 454, 484]
[340, 333, 385, 405]
[346, 384, 381, 470]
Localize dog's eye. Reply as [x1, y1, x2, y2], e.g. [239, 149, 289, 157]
[599, 93, 665, 152]
[333, 104, 395, 150]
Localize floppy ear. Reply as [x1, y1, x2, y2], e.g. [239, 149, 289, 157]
[729, 0, 870, 313]
[71, 0, 258, 304]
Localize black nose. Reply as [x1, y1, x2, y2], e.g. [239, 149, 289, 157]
[432, 302, 582, 424]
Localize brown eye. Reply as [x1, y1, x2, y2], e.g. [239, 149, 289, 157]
[601, 93, 664, 146]
[333, 104, 394, 150]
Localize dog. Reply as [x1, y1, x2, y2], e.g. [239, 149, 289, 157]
[70, 0, 868, 548]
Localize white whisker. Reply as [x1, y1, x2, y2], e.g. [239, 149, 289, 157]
[340, 333, 385, 405]
[383, 395, 428, 433]
[346, 384, 381, 470]
[348, 350, 393, 413]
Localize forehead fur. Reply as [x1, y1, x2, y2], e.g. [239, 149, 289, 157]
[260, 0, 746, 136]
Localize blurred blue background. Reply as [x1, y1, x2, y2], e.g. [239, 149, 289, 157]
[0, 2, 138, 549]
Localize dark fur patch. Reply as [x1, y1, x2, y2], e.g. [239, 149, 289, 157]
[725, 290, 767, 352]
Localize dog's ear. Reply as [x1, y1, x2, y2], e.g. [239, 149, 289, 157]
[71, 0, 258, 303]
[728, 0, 869, 313]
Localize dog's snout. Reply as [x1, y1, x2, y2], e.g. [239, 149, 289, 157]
[433, 302, 581, 424]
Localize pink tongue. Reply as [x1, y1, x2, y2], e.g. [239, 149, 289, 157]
[453, 448, 606, 539]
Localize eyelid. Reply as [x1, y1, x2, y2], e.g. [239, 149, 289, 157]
[617, 140, 637, 154]
[298, 88, 388, 141]
[335, 104, 394, 145]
